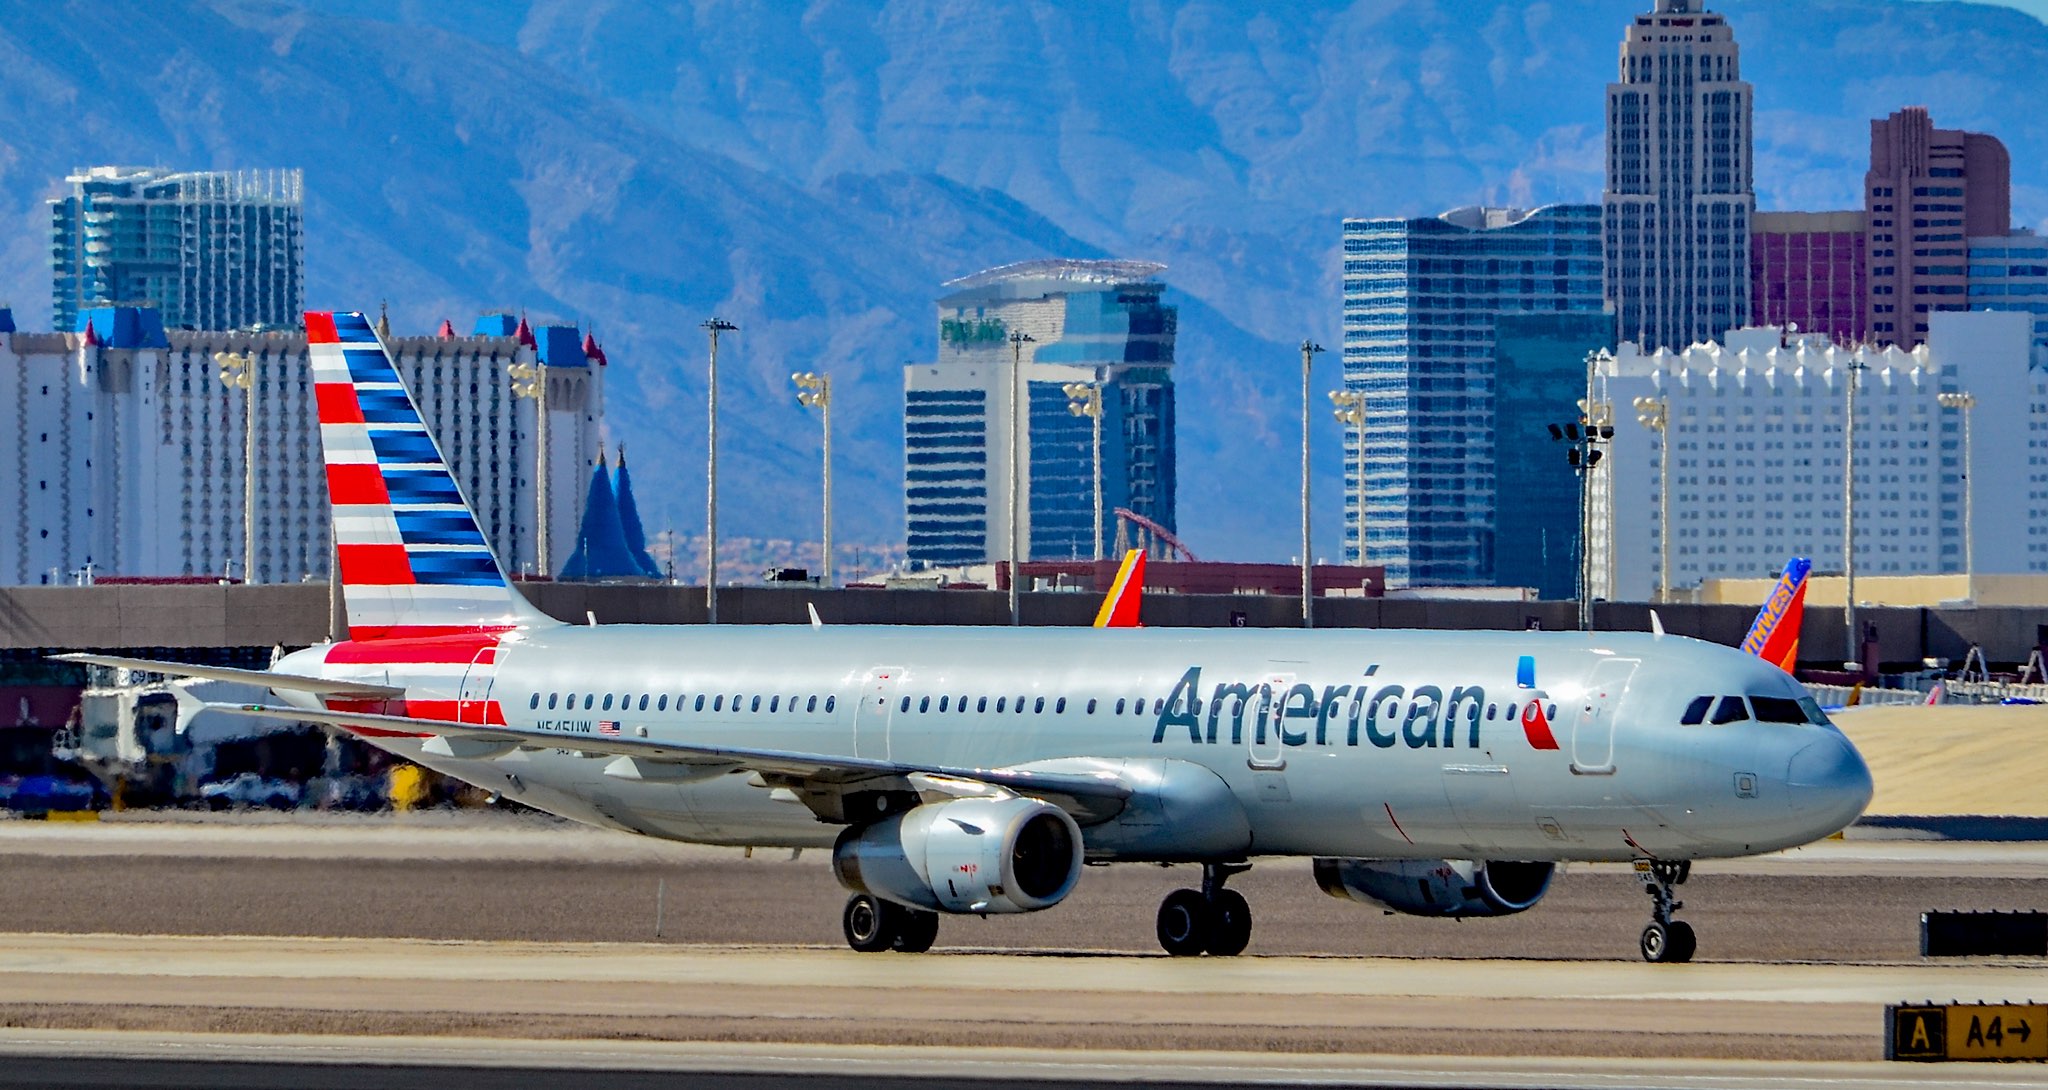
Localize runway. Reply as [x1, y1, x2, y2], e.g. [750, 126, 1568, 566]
[1, 814, 2044, 1087]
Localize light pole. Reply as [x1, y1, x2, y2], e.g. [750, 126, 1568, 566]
[1843, 353, 1867, 668]
[1330, 388, 1366, 567]
[1007, 330, 1035, 625]
[1300, 340, 1324, 629]
[793, 371, 834, 586]
[702, 318, 737, 624]
[507, 359, 550, 574]
[1549, 410, 1613, 632]
[1632, 392, 1670, 602]
[1062, 379, 1105, 561]
[1938, 390, 1977, 602]
[213, 351, 256, 584]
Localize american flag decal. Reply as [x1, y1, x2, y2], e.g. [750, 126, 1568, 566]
[598, 721, 620, 736]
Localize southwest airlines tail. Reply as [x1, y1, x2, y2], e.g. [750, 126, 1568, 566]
[1739, 557, 1810, 674]
[1093, 549, 1145, 628]
[307, 311, 553, 641]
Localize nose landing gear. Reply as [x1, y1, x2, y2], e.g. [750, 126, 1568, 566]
[1636, 860, 1696, 963]
[1156, 862, 1252, 957]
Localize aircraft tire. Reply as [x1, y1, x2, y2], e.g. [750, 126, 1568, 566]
[1640, 921, 1680, 963]
[1664, 920, 1697, 963]
[1156, 888, 1211, 957]
[892, 907, 940, 953]
[1205, 889, 1251, 957]
[842, 894, 899, 953]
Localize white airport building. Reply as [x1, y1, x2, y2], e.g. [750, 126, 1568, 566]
[0, 307, 603, 585]
[1594, 309, 2036, 602]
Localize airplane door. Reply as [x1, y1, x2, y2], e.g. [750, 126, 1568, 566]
[853, 667, 902, 761]
[1442, 764, 1522, 851]
[456, 646, 498, 724]
[1572, 657, 1639, 775]
[1248, 672, 1291, 771]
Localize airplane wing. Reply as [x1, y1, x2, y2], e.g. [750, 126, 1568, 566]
[199, 701, 1133, 824]
[53, 653, 406, 699]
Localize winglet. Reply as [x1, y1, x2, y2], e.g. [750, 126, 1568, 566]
[1649, 610, 1665, 638]
[1093, 550, 1146, 628]
[808, 602, 823, 630]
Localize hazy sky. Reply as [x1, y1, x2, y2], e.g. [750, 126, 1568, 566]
[1918, 0, 2048, 21]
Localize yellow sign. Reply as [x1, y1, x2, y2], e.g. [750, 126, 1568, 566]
[1892, 1004, 2048, 1061]
[1947, 1005, 2048, 1061]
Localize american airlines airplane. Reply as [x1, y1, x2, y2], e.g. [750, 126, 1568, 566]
[64, 312, 1873, 963]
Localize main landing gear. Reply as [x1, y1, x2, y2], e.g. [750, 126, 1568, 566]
[1636, 860, 1696, 963]
[842, 893, 939, 953]
[1156, 862, 1253, 957]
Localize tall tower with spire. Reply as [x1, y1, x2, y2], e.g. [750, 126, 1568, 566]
[1603, 0, 1754, 351]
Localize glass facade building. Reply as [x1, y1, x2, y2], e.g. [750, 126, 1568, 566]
[1491, 313, 1617, 600]
[1751, 211, 1866, 347]
[1967, 232, 2048, 366]
[50, 167, 304, 333]
[1603, 0, 1754, 352]
[1340, 205, 1606, 587]
[904, 260, 1176, 567]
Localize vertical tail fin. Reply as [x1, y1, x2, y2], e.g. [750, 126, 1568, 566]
[1740, 557, 1810, 673]
[1093, 549, 1146, 628]
[307, 310, 552, 641]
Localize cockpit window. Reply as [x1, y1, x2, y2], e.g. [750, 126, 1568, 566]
[1680, 696, 1713, 725]
[1710, 696, 1750, 724]
[1748, 695, 1809, 724]
[1796, 695, 1831, 725]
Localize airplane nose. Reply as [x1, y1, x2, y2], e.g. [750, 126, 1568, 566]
[1785, 730, 1874, 831]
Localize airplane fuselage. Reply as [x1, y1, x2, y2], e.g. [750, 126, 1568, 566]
[279, 624, 1869, 864]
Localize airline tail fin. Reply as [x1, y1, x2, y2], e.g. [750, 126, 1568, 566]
[307, 310, 554, 641]
[1093, 549, 1146, 628]
[1740, 557, 1810, 674]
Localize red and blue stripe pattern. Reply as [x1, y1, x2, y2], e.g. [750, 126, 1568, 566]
[307, 311, 531, 641]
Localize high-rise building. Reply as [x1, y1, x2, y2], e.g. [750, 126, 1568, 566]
[50, 167, 304, 333]
[1597, 311, 2036, 601]
[1865, 108, 2010, 349]
[1967, 230, 2048, 364]
[0, 308, 602, 585]
[1340, 205, 1606, 587]
[1603, 0, 1754, 352]
[1491, 312, 1617, 601]
[1751, 211, 1866, 346]
[903, 260, 1175, 568]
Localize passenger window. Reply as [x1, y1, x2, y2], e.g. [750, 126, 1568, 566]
[1504, 702, 1517, 719]
[1055, 697, 1067, 714]
[695, 695, 706, 712]
[1015, 696, 1026, 714]
[899, 696, 910, 712]
[770, 696, 780, 713]
[825, 696, 836, 713]
[751, 696, 761, 712]
[1132, 696, 1145, 715]
[1115, 699, 1126, 714]
[713, 695, 724, 711]
[996, 697, 1007, 712]
[529, 693, 539, 710]
[583, 694, 594, 710]
[806, 695, 817, 713]
[1711, 696, 1750, 724]
[1033, 697, 1045, 714]
[976, 697, 987, 713]
[657, 695, 668, 711]
[1749, 696, 1808, 724]
[1484, 704, 1495, 720]
[1086, 699, 1098, 714]
[1153, 699, 1164, 715]
[938, 696, 949, 712]
[1680, 696, 1713, 725]
[548, 693, 559, 710]
[919, 696, 931, 713]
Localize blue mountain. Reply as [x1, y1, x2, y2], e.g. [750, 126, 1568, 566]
[0, 1, 2042, 563]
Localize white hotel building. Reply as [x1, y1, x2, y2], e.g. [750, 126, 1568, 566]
[1596, 309, 2039, 602]
[0, 309, 602, 585]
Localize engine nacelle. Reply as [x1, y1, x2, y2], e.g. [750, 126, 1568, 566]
[833, 796, 1084, 914]
[1312, 858, 1554, 918]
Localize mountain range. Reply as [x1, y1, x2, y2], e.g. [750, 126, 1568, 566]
[0, 0, 2043, 565]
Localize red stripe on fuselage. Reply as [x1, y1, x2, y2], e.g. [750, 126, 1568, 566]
[326, 463, 390, 506]
[315, 383, 366, 424]
[325, 631, 507, 664]
[338, 543, 416, 585]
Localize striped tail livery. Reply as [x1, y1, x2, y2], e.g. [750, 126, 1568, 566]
[1740, 557, 1810, 674]
[308, 310, 552, 641]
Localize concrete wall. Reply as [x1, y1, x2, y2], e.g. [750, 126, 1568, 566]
[1, 583, 2040, 670]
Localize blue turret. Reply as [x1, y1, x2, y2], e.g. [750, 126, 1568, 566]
[558, 450, 647, 581]
[614, 446, 663, 578]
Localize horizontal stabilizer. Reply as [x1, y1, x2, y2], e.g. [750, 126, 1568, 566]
[54, 654, 405, 698]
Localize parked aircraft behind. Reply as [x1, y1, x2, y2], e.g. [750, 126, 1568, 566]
[62, 313, 1873, 963]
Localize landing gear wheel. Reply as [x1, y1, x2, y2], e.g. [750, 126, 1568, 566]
[1640, 921, 1672, 963]
[1664, 920, 1696, 963]
[1205, 889, 1252, 957]
[892, 907, 940, 953]
[843, 894, 899, 953]
[1156, 888, 1211, 956]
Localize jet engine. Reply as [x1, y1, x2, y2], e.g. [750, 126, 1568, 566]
[833, 795, 1084, 914]
[1312, 858, 1554, 918]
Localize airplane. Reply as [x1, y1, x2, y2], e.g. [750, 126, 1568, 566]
[60, 311, 1874, 964]
[1093, 550, 1145, 628]
[1739, 557, 1809, 674]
